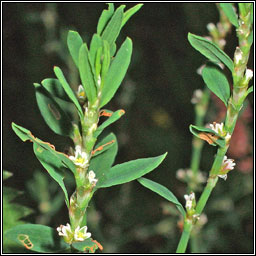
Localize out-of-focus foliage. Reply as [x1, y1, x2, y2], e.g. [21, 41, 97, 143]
[3, 3, 253, 253]
[3, 171, 33, 252]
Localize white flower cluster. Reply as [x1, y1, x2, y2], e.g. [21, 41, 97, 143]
[69, 145, 89, 168]
[184, 192, 195, 210]
[57, 223, 91, 242]
[77, 85, 86, 100]
[87, 170, 98, 185]
[218, 155, 236, 180]
[208, 122, 231, 141]
[191, 89, 203, 104]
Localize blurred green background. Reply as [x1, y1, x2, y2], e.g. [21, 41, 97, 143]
[3, 2, 253, 253]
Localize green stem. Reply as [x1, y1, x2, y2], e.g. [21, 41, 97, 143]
[176, 220, 193, 253]
[196, 175, 218, 215]
[178, 3, 253, 254]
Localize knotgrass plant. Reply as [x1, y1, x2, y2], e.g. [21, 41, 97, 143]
[138, 2, 253, 253]
[6, 3, 167, 253]
[4, 3, 253, 254]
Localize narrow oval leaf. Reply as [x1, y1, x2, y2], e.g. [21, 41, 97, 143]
[34, 84, 74, 137]
[72, 239, 103, 253]
[54, 66, 83, 119]
[121, 4, 143, 28]
[97, 152, 168, 188]
[247, 86, 253, 96]
[92, 135, 116, 157]
[4, 224, 69, 253]
[11, 123, 76, 174]
[33, 143, 70, 207]
[137, 177, 186, 218]
[89, 34, 103, 73]
[97, 3, 115, 35]
[202, 64, 230, 106]
[67, 30, 83, 68]
[188, 33, 234, 72]
[101, 40, 111, 79]
[90, 133, 118, 187]
[41, 78, 70, 101]
[79, 44, 97, 103]
[102, 5, 125, 47]
[219, 3, 239, 27]
[189, 124, 226, 147]
[94, 109, 125, 138]
[41, 79, 77, 120]
[100, 38, 133, 108]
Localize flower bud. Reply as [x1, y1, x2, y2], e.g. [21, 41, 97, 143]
[234, 47, 243, 64]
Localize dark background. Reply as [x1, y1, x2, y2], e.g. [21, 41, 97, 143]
[3, 2, 254, 253]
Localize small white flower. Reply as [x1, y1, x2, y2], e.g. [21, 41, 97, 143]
[218, 174, 228, 180]
[74, 226, 91, 242]
[225, 132, 231, 142]
[176, 169, 186, 180]
[208, 122, 226, 137]
[77, 85, 86, 99]
[206, 22, 216, 32]
[184, 192, 195, 210]
[222, 156, 236, 171]
[191, 89, 203, 104]
[218, 39, 226, 48]
[234, 47, 243, 64]
[245, 69, 253, 82]
[218, 156, 236, 180]
[57, 223, 72, 237]
[88, 170, 98, 185]
[196, 64, 206, 76]
[69, 145, 89, 168]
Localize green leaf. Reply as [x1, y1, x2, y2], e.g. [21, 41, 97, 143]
[238, 3, 248, 17]
[97, 152, 168, 188]
[188, 33, 234, 72]
[41, 78, 70, 101]
[89, 133, 118, 188]
[3, 186, 33, 253]
[3, 170, 13, 181]
[189, 124, 226, 147]
[4, 224, 70, 253]
[34, 83, 74, 137]
[137, 177, 186, 218]
[41, 79, 77, 120]
[100, 37, 133, 108]
[219, 3, 239, 27]
[89, 34, 103, 73]
[202, 64, 230, 106]
[54, 66, 84, 119]
[3, 187, 33, 231]
[247, 86, 253, 95]
[72, 239, 102, 253]
[79, 44, 97, 103]
[92, 133, 116, 157]
[97, 3, 115, 35]
[94, 109, 125, 138]
[250, 4, 253, 24]
[101, 40, 111, 79]
[102, 5, 125, 47]
[122, 4, 143, 28]
[11, 123, 76, 174]
[110, 43, 117, 57]
[33, 143, 70, 207]
[67, 30, 83, 68]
